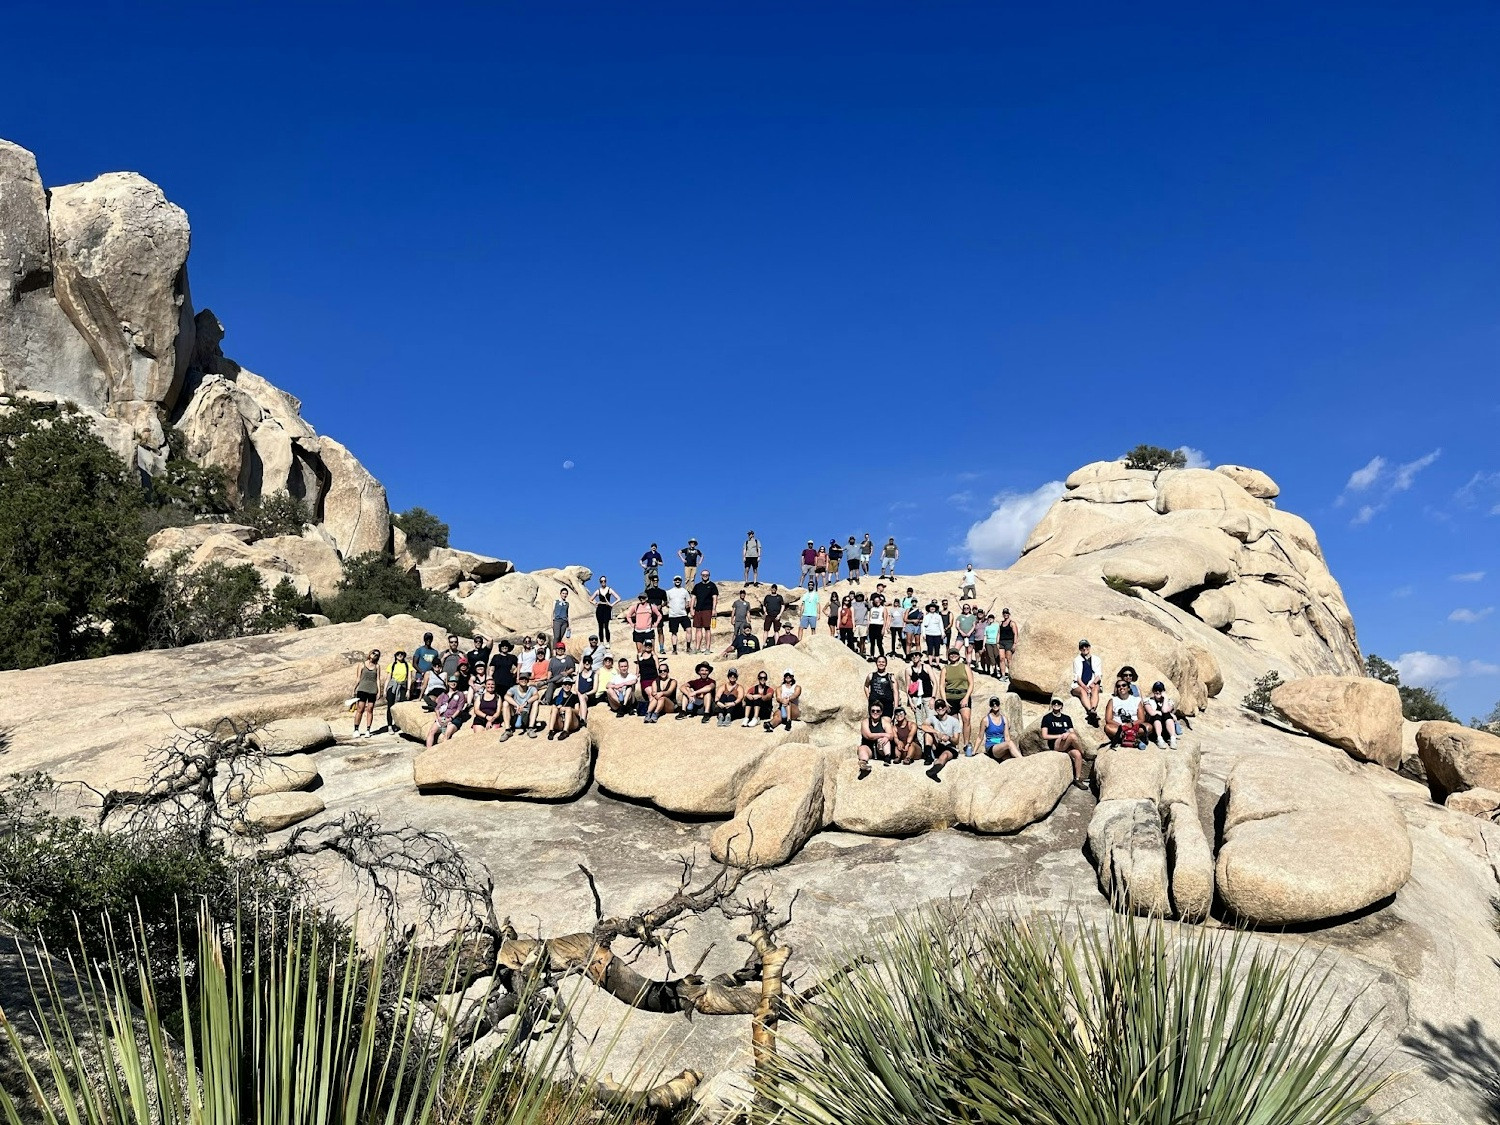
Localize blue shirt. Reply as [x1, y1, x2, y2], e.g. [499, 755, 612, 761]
[413, 644, 439, 672]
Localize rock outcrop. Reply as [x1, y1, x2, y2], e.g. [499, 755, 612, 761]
[1215, 756, 1412, 926]
[1012, 462, 1361, 678]
[0, 137, 391, 557]
[1416, 721, 1500, 803]
[1269, 675, 1403, 769]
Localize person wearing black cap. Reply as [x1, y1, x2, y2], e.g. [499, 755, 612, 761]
[1071, 639, 1103, 725]
[743, 531, 762, 584]
[1039, 698, 1088, 787]
[1144, 680, 1179, 748]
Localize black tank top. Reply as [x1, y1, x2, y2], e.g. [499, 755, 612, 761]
[868, 672, 895, 709]
[862, 715, 886, 746]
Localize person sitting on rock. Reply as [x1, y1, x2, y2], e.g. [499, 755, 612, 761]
[1072, 639, 1103, 725]
[680, 662, 717, 723]
[857, 702, 895, 778]
[743, 670, 774, 728]
[922, 699, 964, 781]
[606, 658, 640, 716]
[980, 697, 1018, 762]
[499, 673, 538, 741]
[469, 674, 503, 731]
[890, 706, 921, 764]
[1039, 698, 1088, 787]
[775, 622, 799, 646]
[1143, 680, 1179, 748]
[715, 668, 744, 727]
[722, 622, 762, 658]
[643, 661, 678, 724]
[575, 657, 597, 724]
[1116, 665, 1141, 697]
[548, 675, 581, 740]
[767, 670, 802, 732]
[1104, 678, 1145, 748]
[426, 682, 469, 748]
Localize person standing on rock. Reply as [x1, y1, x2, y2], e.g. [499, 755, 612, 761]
[664, 576, 691, 653]
[639, 542, 663, 584]
[690, 570, 720, 654]
[490, 640, 518, 698]
[867, 593, 886, 658]
[440, 635, 464, 683]
[627, 592, 661, 656]
[996, 609, 1017, 683]
[591, 576, 619, 642]
[881, 537, 899, 578]
[959, 565, 977, 600]
[731, 587, 752, 641]
[800, 541, 818, 587]
[551, 588, 573, 647]
[644, 576, 668, 650]
[743, 531, 762, 585]
[837, 595, 855, 647]
[860, 533, 874, 577]
[921, 602, 946, 658]
[464, 635, 491, 680]
[679, 538, 703, 585]
[865, 655, 897, 717]
[942, 649, 975, 750]
[850, 592, 869, 655]
[413, 633, 439, 690]
[385, 650, 412, 714]
[352, 649, 383, 738]
[846, 536, 861, 583]
[1040, 698, 1088, 787]
[826, 589, 841, 637]
[1072, 640, 1103, 725]
[762, 584, 786, 638]
[828, 538, 843, 585]
[798, 581, 820, 641]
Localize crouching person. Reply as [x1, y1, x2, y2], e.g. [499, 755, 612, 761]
[547, 674, 582, 740]
[680, 662, 716, 723]
[499, 673, 539, 741]
[426, 683, 468, 748]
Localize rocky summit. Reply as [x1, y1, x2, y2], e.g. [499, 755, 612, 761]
[3, 138, 1500, 1122]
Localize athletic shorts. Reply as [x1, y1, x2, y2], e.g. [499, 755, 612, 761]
[945, 691, 969, 709]
[632, 629, 652, 644]
[669, 616, 689, 634]
[744, 556, 758, 568]
[800, 615, 817, 629]
[904, 624, 920, 636]
[356, 690, 377, 703]
[693, 609, 713, 628]
[764, 615, 781, 631]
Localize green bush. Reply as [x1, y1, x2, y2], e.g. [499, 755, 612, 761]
[148, 552, 312, 648]
[1122, 444, 1188, 471]
[0, 398, 156, 668]
[1243, 670, 1284, 714]
[393, 505, 451, 562]
[147, 428, 237, 517]
[238, 490, 312, 538]
[759, 907, 1385, 1125]
[1103, 574, 1142, 598]
[323, 552, 472, 635]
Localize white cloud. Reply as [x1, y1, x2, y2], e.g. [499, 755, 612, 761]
[956, 481, 1065, 567]
[1449, 607, 1494, 624]
[1345, 456, 1386, 493]
[1352, 505, 1378, 526]
[1451, 571, 1486, 582]
[1176, 446, 1210, 469]
[1456, 471, 1500, 515]
[1392, 449, 1441, 492]
[1390, 585, 1414, 598]
[947, 490, 975, 509]
[1395, 651, 1500, 686]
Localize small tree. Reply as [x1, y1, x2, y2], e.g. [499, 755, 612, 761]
[323, 552, 472, 635]
[1123, 444, 1188, 471]
[1364, 654, 1399, 685]
[147, 428, 236, 517]
[238, 491, 311, 538]
[1243, 670, 1284, 715]
[149, 554, 312, 647]
[1472, 701, 1500, 731]
[0, 398, 156, 668]
[393, 506, 450, 562]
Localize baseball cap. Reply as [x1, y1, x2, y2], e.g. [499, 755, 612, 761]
[1152, 681, 1166, 691]
[1078, 639, 1091, 648]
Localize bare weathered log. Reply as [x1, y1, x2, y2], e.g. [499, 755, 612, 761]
[583, 1068, 703, 1113]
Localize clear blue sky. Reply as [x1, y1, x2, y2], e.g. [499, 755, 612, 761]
[9, 2, 1499, 717]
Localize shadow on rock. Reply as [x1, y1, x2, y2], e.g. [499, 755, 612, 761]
[1400, 1017, 1500, 1119]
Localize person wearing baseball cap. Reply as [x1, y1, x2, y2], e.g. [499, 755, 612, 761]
[1071, 639, 1103, 726]
[743, 530, 762, 585]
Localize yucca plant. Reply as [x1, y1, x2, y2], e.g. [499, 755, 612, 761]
[758, 907, 1388, 1125]
[0, 903, 633, 1125]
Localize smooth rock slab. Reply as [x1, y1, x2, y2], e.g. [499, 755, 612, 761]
[1087, 798, 1170, 915]
[1270, 676, 1402, 769]
[1216, 756, 1412, 926]
[412, 730, 591, 800]
[250, 718, 335, 756]
[711, 743, 836, 867]
[1445, 788, 1500, 819]
[239, 791, 324, 832]
[226, 753, 320, 801]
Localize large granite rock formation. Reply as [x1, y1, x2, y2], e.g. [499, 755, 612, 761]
[0, 138, 390, 558]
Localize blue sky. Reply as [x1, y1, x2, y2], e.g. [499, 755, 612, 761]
[9, 2, 1498, 716]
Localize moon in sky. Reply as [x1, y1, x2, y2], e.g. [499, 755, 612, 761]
[562, 460, 575, 470]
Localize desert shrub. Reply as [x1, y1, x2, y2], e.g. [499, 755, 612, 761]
[324, 551, 472, 635]
[1103, 574, 1142, 598]
[759, 907, 1385, 1125]
[147, 427, 236, 517]
[1122, 444, 1188, 471]
[0, 398, 156, 668]
[1243, 670, 1284, 714]
[393, 505, 451, 562]
[1365, 652, 1458, 723]
[148, 552, 312, 647]
[1472, 701, 1500, 731]
[238, 490, 312, 538]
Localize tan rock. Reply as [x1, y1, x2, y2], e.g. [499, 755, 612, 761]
[424, 546, 512, 581]
[1094, 745, 1168, 802]
[1087, 799, 1170, 915]
[419, 556, 464, 591]
[175, 377, 255, 499]
[711, 742, 834, 867]
[226, 753, 320, 801]
[1270, 676, 1403, 769]
[239, 791, 324, 832]
[1154, 469, 1265, 515]
[249, 718, 335, 756]
[1445, 788, 1500, 818]
[147, 523, 258, 554]
[413, 729, 590, 800]
[313, 436, 390, 558]
[253, 534, 346, 602]
[1216, 756, 1412, 926]
[827, 758, 955, 835]
[1417, 722, 1500, 801]
[1166, 801, 1214, 921]
[1215, 464, 1280, 500]
[954, 752, 1071, 833]
[49, 172, 193, 412]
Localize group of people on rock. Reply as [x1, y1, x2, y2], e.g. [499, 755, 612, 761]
[637, 532, 909, 589]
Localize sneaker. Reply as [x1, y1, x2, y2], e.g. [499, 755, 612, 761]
[701, 715, 711, 724]
[526, 728, 538, 738]
[1072, 778, 1089, 790]
[925, 765, 943, 783]
[763, 721, 774, 732]
[743, 717, 756, 727]
[857, 764, 871, 780]
[546, 731, 557, 741]
[499, 730, 513, 742]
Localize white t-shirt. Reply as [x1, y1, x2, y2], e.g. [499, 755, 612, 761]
[1109, 695, 1141, 724]
[930, 715, 962, 744]
[665, 587, 690, 617]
